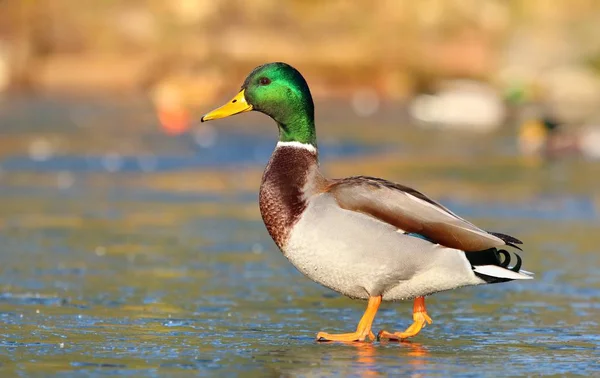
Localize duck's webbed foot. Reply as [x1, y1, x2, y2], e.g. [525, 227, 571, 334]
[317, 296, 381, 342]
[316, 330, 377, 342]
[377, 296, 432, 341]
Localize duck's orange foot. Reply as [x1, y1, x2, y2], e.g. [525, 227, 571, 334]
[317, 295, 382, 343]
[377, 311, 432, 341]
[316, 330, 376, 342]
[378, 296, 433, 341]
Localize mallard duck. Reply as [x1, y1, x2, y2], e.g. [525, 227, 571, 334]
[201, 62, 533, 342]
[409, 80, 506, 132]
[519, 116, 600, 160]
[150, 66, 224, 135]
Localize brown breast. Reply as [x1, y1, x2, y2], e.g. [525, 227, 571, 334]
[259, 145, 323, 248]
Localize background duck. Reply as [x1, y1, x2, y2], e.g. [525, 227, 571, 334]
[409, 79, 506, 133]
[200, 62, 532, 342]
[518, 113, 600, 160]
[150, 65, 224, 135]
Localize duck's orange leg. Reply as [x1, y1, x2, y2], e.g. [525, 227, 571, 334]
[377, 296, 432, 341]
[317, 295, 382, 342]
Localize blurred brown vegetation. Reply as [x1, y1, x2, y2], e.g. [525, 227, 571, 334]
[1, 0, 600, 106]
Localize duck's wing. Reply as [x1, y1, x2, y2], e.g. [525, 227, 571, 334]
[326, 176, 522, 252]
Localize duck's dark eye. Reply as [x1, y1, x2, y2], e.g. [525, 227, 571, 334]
[259, 77, 271, 86]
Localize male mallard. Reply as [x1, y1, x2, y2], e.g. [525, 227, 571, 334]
[201, 62, 532, 342]
[410, 80, 505, 133]
[519, 116, 600, 160]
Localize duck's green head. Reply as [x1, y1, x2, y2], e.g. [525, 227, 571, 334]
[201, 62, 316, 145]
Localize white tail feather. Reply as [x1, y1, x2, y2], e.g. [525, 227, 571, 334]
[518, 269, 535, 276]
[473, 265, 534, 280]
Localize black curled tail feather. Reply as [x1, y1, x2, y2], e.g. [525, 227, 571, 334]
[497, 250, 522, 272]
[465, 248, 525, 284]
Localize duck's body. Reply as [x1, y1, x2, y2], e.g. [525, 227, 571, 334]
[202, 62, 532, 342]
[260, 142, 524, 302]
[287, 194, 481, 301]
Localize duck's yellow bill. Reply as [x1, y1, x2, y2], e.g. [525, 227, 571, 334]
[200, 90, 253, 122]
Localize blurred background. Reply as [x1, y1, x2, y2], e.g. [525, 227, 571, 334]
[2, 0, 600, 157]
[0, 1, 599, 376]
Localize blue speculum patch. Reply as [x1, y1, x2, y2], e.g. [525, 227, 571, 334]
[405, 232, 434, 242]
